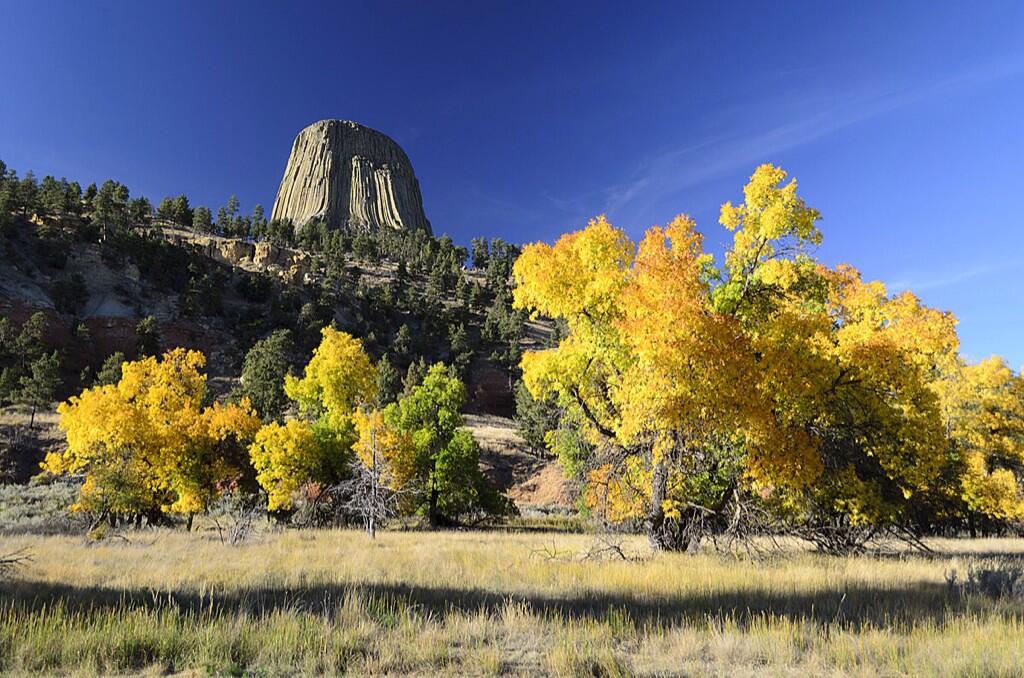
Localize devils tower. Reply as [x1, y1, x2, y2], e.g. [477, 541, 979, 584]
[271, 120, 432, 234]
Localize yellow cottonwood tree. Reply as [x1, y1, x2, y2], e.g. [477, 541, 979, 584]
[714, 163, 823, 318]
[514, 215, 774, 549]
[754, 266, 957, 544]
[284, 327, 377, 431]
[940, 357, 1024, 522]
[44, 348, 260, 523]
[514, 164, 963, 552]
[714, 167, 958, 550]
[248, 419, 346, 511]
[248, 328, 377, 510]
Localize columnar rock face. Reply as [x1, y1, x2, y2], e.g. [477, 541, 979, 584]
[271, 120, 432, 234]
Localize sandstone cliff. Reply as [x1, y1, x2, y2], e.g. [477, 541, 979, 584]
[163, 228, 312, 285]
[271, 120, 432, 234]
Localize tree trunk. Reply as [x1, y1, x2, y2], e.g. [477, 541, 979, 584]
[186, 513, 194, 531]
[369, 427, 377, 539]
[427, 487, 440, 528]
[645, 456, 668, 549]
[645, 456, 703, 552]
[645, 457, 689, 551]
[427, 445, 444, 528]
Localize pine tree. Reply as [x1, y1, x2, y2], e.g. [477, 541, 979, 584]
[135, 316, 161, 358]
[241, 330, 294, 420]
[471, 236, 489, 268]
[375, 353, 401, 406]
[192, 206, 213, 232]
[172, 194, 192, 227]
[18, 350, 61, 429]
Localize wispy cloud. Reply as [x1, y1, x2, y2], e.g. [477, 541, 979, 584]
[885, 262, 1011, 294]
[588, 57, 1024, 224]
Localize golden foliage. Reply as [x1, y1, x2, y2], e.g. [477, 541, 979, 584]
[284, 327, 377, 429]
[249, 328, 378, 510]
[352, 408, 416, 491]
[513, 163, 975, 534]
[47, 348, 260, 516]
[942, 357, 1024, 519]
[720, 163, 822, 292]
[248, 420, 341, 511]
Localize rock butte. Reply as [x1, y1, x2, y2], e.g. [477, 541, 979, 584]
[271, 120, 432, 235]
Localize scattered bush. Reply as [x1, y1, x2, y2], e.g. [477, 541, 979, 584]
[0, 479, 84, 535]
[947, 562, 1024, 600]
[49, 274, 88, 314]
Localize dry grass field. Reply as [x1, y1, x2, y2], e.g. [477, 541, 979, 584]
[2, 527, 1024, 676]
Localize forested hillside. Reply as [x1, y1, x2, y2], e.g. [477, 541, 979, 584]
[0, 161, 557, 498]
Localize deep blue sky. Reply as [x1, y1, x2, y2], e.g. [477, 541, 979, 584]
[1, 1, 1021, 366]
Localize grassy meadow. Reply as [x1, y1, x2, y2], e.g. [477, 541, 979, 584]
[2, 526, 1024, 676]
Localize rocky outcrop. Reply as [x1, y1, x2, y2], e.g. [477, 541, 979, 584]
[271, 120, 432, 234]
[163, 229, 313, 286]
[218, 240, 256, 265]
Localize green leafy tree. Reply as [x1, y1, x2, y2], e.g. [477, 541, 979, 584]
[296, 220, 329, 251]
[471, 237, 489, 269]
[225, 195, 240, 221]
[156, 197, 176, 222]
[192, 206, 213, 232]
[94, 351, 126, 386]
[384, 363, 515, 525]
[241, 330, 295, 420]
[128, 196, 152, 225]
[394, 261, 410, 294]
[181, 262, 223, 317]
[0, 313, 48, 404]
[50, 274, 89, 315]
[455, 274, 472, 304]
[172, 194, 192, 227]
[426, 258, 449, 299]
[17, 171, 38, 216]
[0, 318, 18, 400]
[65, 181, 83, 215]
[135, 316, 160, 358]
[19, 350, 61, 429]
[39, 175, 66, 215]
[401, 357, 429, 399]
[448, 322, 473, 375]
[216, 206, 229, 234]
[15, 312, 48, 366]
[376, 353, 401, 406]
[83, 183, 97, 210]
[0, 174, 11, 234]
[485, 238, 520, 293]
[92, 180, 130, 234]
[266, 218, 294, 246]
[514, 380, 560, 455]
[393, 324, 414, 358]
[251, 204, 267, 236]
[352, 232, 378, 261]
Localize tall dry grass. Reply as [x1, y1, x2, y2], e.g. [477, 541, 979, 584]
[1, 527, 1023, 675]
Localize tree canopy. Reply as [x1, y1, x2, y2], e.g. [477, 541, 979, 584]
[513, 164, 987, 552]
[44, 349, 260, 520]
[377, 363, 515, 525]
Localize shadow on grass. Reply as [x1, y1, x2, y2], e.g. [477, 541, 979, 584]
[1, 577, 1011, 630]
